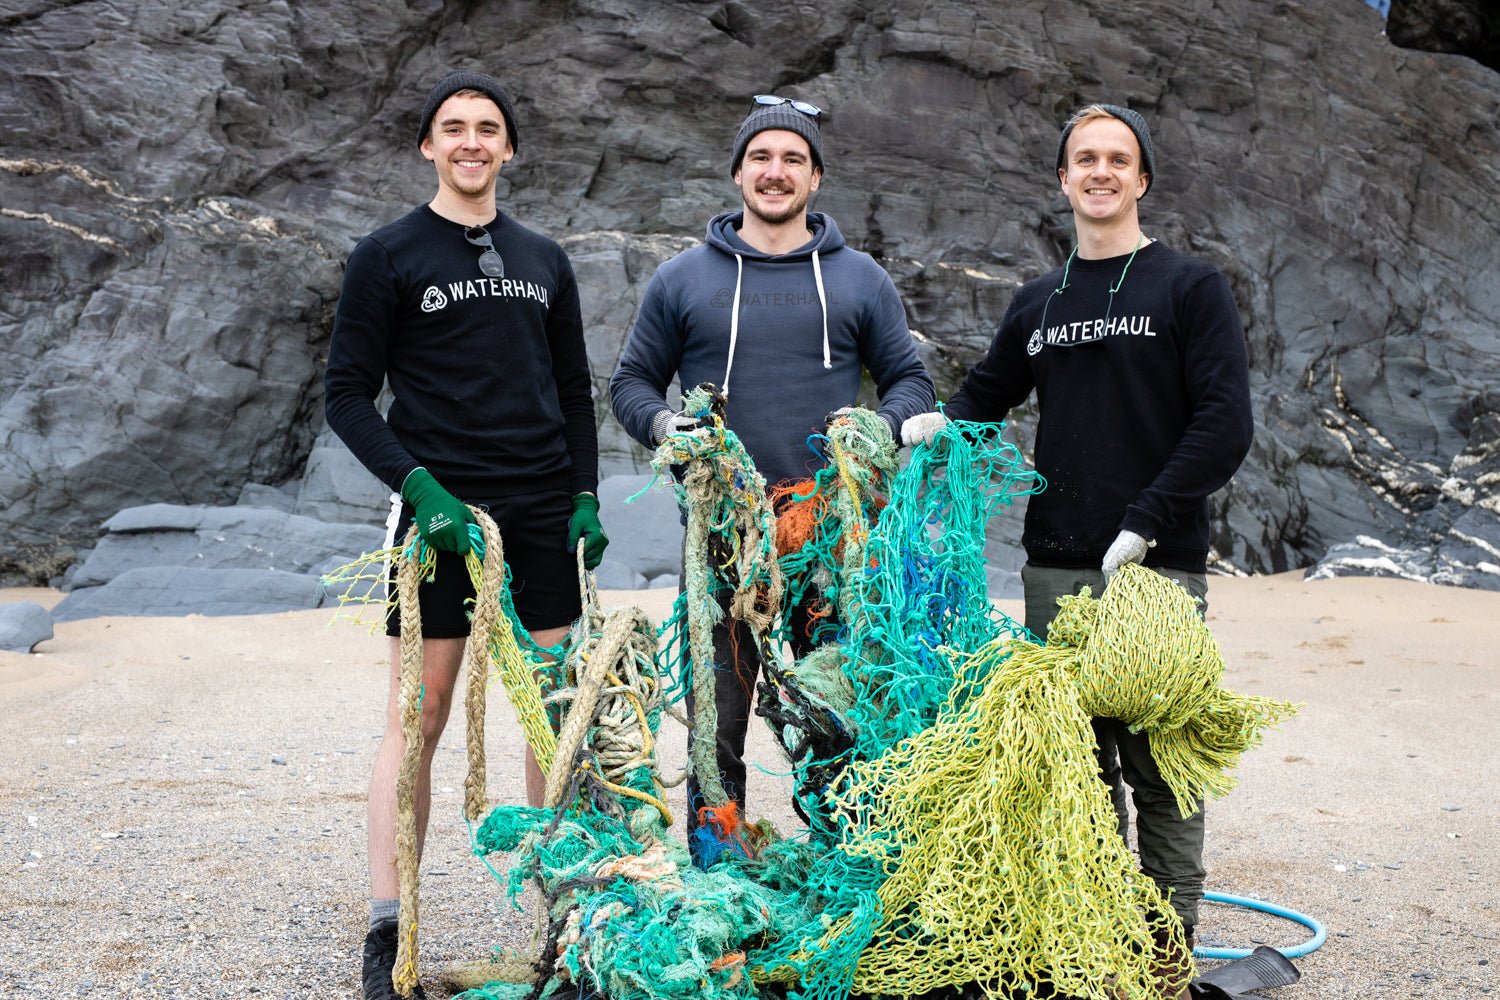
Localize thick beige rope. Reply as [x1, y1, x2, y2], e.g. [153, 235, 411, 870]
[542, 616, 615, 810]
[463, 509, 507, 822]
[440, 955, 541, 992]
[391, 508, 510, 998]
[393, 524, 425, 998]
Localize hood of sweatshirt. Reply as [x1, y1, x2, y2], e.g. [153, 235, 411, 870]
[701, 211, 846, 399]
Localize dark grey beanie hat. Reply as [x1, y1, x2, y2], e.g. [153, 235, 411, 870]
[729, 103, 824, 177]
[416, 70, 519, 152]
[1055, 104, 1155, 195]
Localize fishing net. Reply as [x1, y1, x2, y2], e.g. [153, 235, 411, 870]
[326, 409, 1295, 1000]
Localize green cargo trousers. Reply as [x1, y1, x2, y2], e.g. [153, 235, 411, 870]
[1020, 562, 1208, 932]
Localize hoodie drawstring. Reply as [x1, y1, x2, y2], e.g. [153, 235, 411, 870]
[812, 249, 831, 370]
[723, 246, 832, 394]
[722, 253, 744, 399]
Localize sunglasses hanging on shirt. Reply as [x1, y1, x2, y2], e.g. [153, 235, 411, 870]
[464, 225, 505, 278]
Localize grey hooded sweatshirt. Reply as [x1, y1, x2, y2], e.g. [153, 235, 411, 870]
[609, 211, 934, 488]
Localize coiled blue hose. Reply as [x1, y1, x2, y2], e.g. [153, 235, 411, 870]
[1194, 889, 1327, 960]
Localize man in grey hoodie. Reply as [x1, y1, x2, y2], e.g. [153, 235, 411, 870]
[609, 95, 934, 860]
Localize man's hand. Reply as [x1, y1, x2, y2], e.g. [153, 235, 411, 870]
[1102, 529, 1154, 578]
[567, 493, 609, 570]
[651, 408, 710, 445]
[900, 411, 949, 448]
[400, 467, 473, 553]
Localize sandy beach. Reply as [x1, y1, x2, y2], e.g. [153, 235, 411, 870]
[1, 574, 1496, 999]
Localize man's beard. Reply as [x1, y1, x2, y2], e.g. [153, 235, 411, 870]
[746, 187, 808, 225]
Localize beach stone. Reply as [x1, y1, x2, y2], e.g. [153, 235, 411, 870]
[1307, 536, 1436, 584]
[597, 474, 683, 588]
[1433, 508, 1500, 591]
[0, 602, 54, 652]
[70, 505, 385, 590]
[2, 0, 1498, 593]
[293, 427, 393, 526]
[236, 481, 299, 513]
[52, 567, 323, 621]
[594, 563, 647, 591]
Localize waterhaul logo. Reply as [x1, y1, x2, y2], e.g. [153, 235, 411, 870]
[421, 278, 551, 313]
[1031, 314, 1157, 350]
[710, 287, 828, 308]
[421, 287, 448, 312]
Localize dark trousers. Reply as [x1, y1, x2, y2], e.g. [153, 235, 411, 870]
[684, 593, 824, 860]
[1021, 562, 1209, 931]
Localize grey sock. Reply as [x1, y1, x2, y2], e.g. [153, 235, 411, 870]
[370, 898, 399, 927]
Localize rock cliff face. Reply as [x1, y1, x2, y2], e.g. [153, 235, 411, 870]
[3, 0, 1498, 588]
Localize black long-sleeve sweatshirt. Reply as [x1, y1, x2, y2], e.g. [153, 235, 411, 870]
[946, 240, 1252, 573]
[324, 205, 597, 499]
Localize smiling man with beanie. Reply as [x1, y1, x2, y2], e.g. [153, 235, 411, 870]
[324, 69, 607, 1000]
[610, 95, 934, 864]
[901, 103, 1252, 998]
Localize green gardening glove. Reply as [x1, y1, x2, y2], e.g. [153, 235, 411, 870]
[567, 492, 609, 570]
[400, 467, 473, 554]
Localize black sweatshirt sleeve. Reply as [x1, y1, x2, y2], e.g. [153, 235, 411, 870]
[323, 237, 419, 493]
[944, 291, 1037, 423]
[1119, 270, 1253, 540]
[548, 254, 599, 494]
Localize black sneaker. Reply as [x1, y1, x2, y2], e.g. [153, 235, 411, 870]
[361, 918, 426, 999]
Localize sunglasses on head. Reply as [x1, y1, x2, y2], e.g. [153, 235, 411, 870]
[464, 226, 505, 278]
[753, 94, 822, 118]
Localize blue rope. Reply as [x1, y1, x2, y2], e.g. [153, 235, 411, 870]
[1195, 889, 1326, 960]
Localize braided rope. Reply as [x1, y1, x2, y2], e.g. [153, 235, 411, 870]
[463, 510, 507, 822]
[441, 954, 543, 993]
[393, 525, 425, 998]
[652, 384, 784, 810]
[391, 508, 531, 997]
[682, 468, 729, 808]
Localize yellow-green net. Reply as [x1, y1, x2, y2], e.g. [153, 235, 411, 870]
[823, 563, 1298, 998]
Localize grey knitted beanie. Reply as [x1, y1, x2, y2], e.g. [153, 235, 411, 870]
[729, 103, 824, 177]
[1055, 104, 1155, 195]
[416, 70, 519, 152]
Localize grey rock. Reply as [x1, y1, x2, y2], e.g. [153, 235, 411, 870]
[986, 567, 1024, 602]
[293, 427, 393, 526]
[593, 563, 647, 591]
[314, 553, 388, 608]
[236, 482, 298, 513]
[54, 551, 91, 594]
[1, 0, 1498, 594]
[70, 505, 385, 589]
[52, 567, 323, 621]
[597, 474, 683, 587]
[1388, 0, 1500, 72]
[0, 602, 54, 652]
[1432, 508, 1500, 591]
[1307, 536, 1436, 584]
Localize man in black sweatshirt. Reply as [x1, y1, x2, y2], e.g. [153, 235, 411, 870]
[323, 71, 607, 1000]
[902, 104, 1252, 998]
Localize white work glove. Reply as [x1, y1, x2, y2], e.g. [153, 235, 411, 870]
[1102, 529, 1155, 578]
[900, 411, 949, 448]
[651, 408, 710, 445]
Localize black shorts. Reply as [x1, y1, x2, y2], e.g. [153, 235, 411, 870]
[384, 489, 582, 638]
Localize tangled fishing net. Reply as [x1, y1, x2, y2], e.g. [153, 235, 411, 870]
[323, 408, 1297, 1000]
